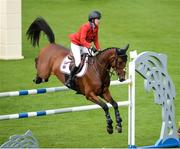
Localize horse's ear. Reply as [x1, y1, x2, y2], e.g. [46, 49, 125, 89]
[122, 44, 129, 53]
[117, 44, 129, 55]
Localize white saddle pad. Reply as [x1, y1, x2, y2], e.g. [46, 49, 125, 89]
[60, 56, 88, 77]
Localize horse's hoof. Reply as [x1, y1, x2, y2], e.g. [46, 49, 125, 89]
[33, 79, 38, 84]
[107, 126, 113, 134]
[116, 125, 122, 133]
[45, 78, 49, 82]
[33, 79, 40, 84]
[33, 78, 42, 84]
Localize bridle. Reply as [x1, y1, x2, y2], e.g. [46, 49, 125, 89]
[90, 48, 127, 78]
[112, 48, 127, 74]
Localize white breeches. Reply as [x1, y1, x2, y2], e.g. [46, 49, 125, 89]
[71, 43, 89, 67]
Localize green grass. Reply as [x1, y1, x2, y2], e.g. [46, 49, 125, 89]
[0, 0, 180, 148]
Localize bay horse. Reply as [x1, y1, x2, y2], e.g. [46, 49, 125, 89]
[26, 17, 129, 134]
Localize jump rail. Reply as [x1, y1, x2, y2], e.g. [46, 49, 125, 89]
[0, 79, 131, 98]
[0, 101, 130, 120]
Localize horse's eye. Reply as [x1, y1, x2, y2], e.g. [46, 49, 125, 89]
[123, 67, 127, 72]
[118, 59, 122, 63]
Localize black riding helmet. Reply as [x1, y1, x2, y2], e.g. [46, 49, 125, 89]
[88, 11, 101, 22]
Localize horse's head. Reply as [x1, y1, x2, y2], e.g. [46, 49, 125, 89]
[111, 44, 129, 82]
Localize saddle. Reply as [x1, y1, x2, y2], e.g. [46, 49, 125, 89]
[60, 54, 88, 77]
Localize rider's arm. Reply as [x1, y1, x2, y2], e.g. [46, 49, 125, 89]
[94, 29, 100, 50]
[80, 25, 91, 49]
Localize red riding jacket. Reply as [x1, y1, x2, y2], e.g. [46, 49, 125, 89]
[69, 22, 100, 50]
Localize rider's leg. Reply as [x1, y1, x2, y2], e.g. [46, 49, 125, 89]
[81, 46, 89, 55]
[65, 43, 81, 87]
[71, 43, 81, 67]
[65, 65, 78, 86]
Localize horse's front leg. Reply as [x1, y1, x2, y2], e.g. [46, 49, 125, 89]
[110, 100, 122, 133]
[101, 90, 122, 133]
[86, 92, 114, 134]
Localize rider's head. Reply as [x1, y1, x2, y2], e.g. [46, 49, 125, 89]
[88, 11, 101, 25]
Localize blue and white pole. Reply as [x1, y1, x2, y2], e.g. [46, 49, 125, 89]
[0, 101, 130, 120]
[0, 80, 131, 98]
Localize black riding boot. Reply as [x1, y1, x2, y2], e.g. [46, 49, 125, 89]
[65, 66, 78, 88]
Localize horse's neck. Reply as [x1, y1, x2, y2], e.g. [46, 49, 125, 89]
[91, 49, 114, 81]
[96, 49, 114, 70]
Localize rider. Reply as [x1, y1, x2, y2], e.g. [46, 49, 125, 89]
[65, 10, 102, 87]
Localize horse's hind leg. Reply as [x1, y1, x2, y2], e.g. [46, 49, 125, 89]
[86, 93, 113, 134]
[33, 57, 43, 84]
[101, 90, 122, 133]
[33, 57, 49, 84]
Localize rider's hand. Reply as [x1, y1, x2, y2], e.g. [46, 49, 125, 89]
[92, 51, 99, 56]
[90, 46, 97, 53]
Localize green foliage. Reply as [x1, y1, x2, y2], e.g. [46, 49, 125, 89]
[0, 0, 179, 147]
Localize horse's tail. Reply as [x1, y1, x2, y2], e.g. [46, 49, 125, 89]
[26, 17, 55, 47]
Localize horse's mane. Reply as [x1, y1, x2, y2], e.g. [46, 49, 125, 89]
[96, 47, 128, 61]
[96, 47, 118, 56]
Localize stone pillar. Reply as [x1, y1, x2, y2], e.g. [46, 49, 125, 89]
[0, 0, 23, 60]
